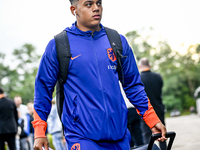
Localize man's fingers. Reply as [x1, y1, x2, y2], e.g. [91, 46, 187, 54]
[157, 136, 167, 142]
[161, 125, 167, 140]
[158, 130, 167, 142]
[153, 122, 167, 142]
[34, 143, 42, 150]
[44, 145, 49, 150]
[34, 137, 49, 150]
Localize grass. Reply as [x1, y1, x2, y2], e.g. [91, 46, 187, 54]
[181, 110, 191, 116]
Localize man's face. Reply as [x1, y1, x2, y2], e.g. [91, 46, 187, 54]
[27, 103, 34, 115]
[75, 0, 102, 31]
[14, 97, 22, 108]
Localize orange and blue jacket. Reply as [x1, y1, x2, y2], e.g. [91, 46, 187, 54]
[32, 22, 160, 141]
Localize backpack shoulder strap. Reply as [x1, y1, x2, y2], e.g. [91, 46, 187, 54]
[54, 30, 71, 120]
[104, 27, 125, 85]
[54, 31, 72, 84]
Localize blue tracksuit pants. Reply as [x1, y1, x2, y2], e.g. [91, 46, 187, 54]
[67, 129, 131, 150]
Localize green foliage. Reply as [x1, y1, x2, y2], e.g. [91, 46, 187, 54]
[13, 44, 40, 72]
[0, 44, 41, 104]
[126, 29, 200, 112]
[163, 95, 182, 111]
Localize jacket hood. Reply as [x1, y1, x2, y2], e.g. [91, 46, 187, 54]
[64, 22, 105, 38]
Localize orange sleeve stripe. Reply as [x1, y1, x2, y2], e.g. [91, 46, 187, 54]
[31, 109, 47, 139]
[142, 99, 161, 128]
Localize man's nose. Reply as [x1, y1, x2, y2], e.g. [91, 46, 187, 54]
[93, 4, 99, 12]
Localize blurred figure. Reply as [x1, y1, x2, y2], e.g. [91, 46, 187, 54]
[18, 111, 29, 150]
[138, 57, 166, 150]
[47, 99, 66, 150]
[14, 96, 29, 150]
[14, 96, 29, 120]
[0, 87, 18, 150]
[16, 112, 22, 150]
[27, 101, 34, 150]
[120, 83, 144, 147]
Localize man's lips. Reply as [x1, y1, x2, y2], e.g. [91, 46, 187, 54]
[93, 15, 100, 19]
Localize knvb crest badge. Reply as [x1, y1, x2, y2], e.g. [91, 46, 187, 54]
[107, 48, 116, 62]
[71, 143, 80, 150]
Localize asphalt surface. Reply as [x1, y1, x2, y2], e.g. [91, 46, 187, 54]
[162, 114, 200, 150]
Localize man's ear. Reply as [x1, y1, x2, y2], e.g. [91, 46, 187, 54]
[70, 6, 76, 16]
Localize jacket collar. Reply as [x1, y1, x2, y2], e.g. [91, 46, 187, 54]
[64, 22, 105, 38]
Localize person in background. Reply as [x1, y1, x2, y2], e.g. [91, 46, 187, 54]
[47, 99, 66, 150]
[27, 101, 35, 150]
[16, 111, 22, 150]
[14, 96, 29, 131]
[14, 96, 29, 116]
[120, 83, 144, 147]
[0, 87, 18, 150]
[14, 96, 29, 150]
[138, 57, 166, 150]
[18, 111, 29, 150]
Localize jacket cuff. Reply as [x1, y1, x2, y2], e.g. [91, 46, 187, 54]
[32, 109, 47, 139]
[32, 120, 47, 139]
[143, 101, 161, 129]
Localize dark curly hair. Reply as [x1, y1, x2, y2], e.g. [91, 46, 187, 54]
[69, 0, 79, 5]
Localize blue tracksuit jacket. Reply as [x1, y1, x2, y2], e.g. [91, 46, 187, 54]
[32, 22, 160, 142]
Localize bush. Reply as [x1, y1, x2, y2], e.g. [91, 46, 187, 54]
[163, 95, 182, 111]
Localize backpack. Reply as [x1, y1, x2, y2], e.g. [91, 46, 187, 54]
[54, 27, 125, 120]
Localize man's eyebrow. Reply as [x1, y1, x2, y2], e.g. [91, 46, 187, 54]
[83, 0, 101, 4]
[83, 0, 93, 4]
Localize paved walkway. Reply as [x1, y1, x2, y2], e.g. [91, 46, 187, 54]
[164, 114, 200, 150]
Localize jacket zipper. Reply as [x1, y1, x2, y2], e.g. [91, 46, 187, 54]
[91, 33, 110, 139]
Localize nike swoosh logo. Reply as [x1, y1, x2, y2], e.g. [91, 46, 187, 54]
[71, 54, 81, 60]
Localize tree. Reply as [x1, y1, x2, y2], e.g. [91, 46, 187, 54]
[11, 44, 41, 103]
[125, 29, 199, 112]
[0, 44, 41, 104]
[0, 52, 19, 95]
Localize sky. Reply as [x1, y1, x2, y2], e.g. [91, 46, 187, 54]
[0, 0, 200, 62]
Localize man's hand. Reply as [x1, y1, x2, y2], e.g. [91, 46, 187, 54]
[34, 137, 49, 150]
[151, 122, 167, 142]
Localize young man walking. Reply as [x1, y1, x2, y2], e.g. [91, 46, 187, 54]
[32, 0, 167, 150]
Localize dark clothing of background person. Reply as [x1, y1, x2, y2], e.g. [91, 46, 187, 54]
[0, 97, 18, 150]
[18, 118, 27, 139]
[140, 70, 165, 122]
[140, 70, 166, 150]
[127, 107, 144, 147]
